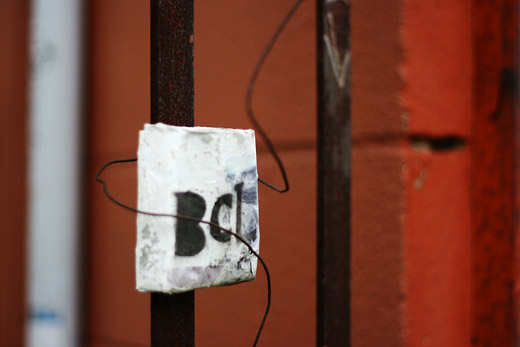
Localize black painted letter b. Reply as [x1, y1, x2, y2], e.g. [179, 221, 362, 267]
[175, 192, 206, 256]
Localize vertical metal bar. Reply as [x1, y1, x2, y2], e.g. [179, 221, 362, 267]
[151, 0, 194, 125]
[151, 292, 194, 346]
[150, 0, 194, 346]
[317, 1, 350, 346]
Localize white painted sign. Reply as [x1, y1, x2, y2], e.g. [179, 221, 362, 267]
[136, 123, 259, 293]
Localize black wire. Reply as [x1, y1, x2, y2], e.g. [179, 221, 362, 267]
[96, 158, 271, 347]
[245, 0, 305, 194]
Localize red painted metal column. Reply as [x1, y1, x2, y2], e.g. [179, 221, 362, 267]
[150, 0, 194, 346]
[351, 0, 519, 345]
[472, 0, 518, 344]
[402, 1, 473, 345]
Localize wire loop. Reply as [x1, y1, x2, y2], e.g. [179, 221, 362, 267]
[96, 158, 271, 347]
[245, 0, 305, 193]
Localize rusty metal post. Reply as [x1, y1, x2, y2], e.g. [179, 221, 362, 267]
[317, 0, 350, 346]
[150, 0, 194, 346]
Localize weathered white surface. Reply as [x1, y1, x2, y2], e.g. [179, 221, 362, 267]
[136, 123, 259, 293]
[27, 1, 84, 346]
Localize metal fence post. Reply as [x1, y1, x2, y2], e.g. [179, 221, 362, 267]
[150, 0, 195, 346]
[317, 0, 350, 346]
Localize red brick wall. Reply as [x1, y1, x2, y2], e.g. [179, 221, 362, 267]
[352, 0, 517, 345]
[351, 0, 406, 344]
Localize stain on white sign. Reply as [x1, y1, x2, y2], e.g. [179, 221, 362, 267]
[136, 123, 259, 293]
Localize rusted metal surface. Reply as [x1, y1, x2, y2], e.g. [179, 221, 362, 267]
[317, 0, 350, 346]
[150, 0, 194, 346]
[472, 0, 517, 345]
[151, 291, 194, 347]
[151, 0, 194, 126]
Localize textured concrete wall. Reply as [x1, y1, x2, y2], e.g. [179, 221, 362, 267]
[351, 0, 406, 345]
